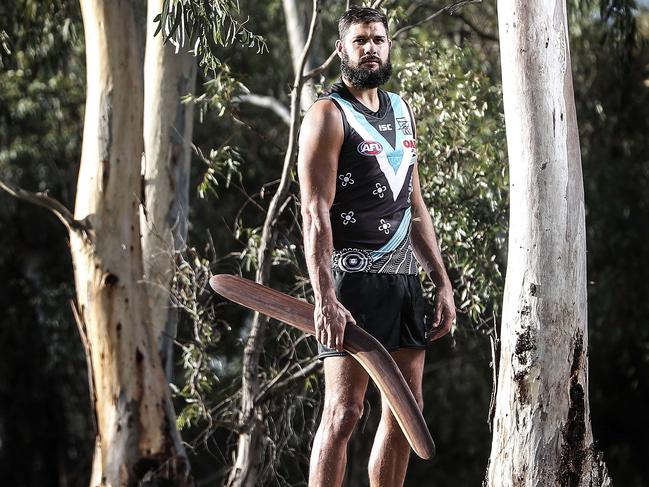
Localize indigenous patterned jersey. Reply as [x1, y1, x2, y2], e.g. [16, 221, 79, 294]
[318, 80, 418, 274]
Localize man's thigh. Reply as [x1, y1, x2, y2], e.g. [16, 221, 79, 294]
[322, 355, 370, 407]
[389, 349, 426, 405]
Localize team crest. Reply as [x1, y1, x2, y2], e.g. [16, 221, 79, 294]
[396, 117, 412, 136]
[357, 140, 384, 156]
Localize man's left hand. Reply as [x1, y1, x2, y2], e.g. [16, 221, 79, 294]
[427, 284, 456, 341]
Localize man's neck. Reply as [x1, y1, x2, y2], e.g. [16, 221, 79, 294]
[342, 76, 380, 112]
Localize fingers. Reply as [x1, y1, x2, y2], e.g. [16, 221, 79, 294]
[427, 304, 456, 342]
[326, 329, 336, 350]
[317, 327, 328, 347]
[325, 327, 344, 351]
[426, 327, 444, 342]
[315, 300, 353, 351]
[442, 309, 455, 332]
[334, 306, 354, 351]
[344, 307, 356, 326]
[333, 333, 344, 352]
[432, 300, 443, 328]
[315, 317, 343, 351]
[427, 320, 450, 341]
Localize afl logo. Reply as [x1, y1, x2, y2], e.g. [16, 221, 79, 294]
[357, 141, 383, 156]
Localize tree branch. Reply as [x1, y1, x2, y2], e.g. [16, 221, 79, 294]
[233, 94, 290, 125]
[0, 177, 89, 236]
[303, 49, 337, 81]
[255, 359, 322, 405]
[454, 11, 499, 42]
[392, 0, 483, 39]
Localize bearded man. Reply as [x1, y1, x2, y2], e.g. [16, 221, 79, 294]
[297, 6, 456, 486]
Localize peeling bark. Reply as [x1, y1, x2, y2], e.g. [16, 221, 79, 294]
[74, 0, 191, 484]
[486, 2, 610, 486]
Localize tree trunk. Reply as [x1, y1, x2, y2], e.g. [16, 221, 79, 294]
[282, 0, 318, 111]
[74, 0, 191, 484]
[142, 0, 197, 380]
[486, 2, 610, 486]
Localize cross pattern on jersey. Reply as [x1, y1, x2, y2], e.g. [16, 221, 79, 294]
[319, 80, 418, 275]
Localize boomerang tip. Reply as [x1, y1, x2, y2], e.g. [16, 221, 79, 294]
[209, 274, 235, 294]
[416, 438, 436, 460]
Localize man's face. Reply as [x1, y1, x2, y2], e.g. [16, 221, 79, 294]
[336, 21, 392, 89]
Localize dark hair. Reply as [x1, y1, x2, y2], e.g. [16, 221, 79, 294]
[338, 6, 389, 41]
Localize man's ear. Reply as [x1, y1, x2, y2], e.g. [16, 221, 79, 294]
[335, 39, 343, 59]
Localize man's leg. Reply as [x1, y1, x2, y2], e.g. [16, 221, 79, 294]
[368, 348, 426, 487]
[309, 355, 370, 487]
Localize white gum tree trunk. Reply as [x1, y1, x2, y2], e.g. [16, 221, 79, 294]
[74, 0, 190, 484]
[486, 2, 610, 486]
[282, 0, 317, 110]
[142, 0, 197, 380]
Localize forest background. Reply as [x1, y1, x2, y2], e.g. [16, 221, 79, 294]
[0, 0, 647, 486]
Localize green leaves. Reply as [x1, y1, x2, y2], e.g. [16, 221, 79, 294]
[196, 144, 242, 200]
[153, 0, 267, 75]
[397, 40, 508, 327]
[184, 61, 250, 120]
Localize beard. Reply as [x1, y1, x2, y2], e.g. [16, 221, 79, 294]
[341, 51, 392, 89]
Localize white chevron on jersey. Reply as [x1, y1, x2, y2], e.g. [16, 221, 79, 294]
[330, 93, 414, 201]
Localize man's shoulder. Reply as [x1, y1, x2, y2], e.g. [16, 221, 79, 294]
[300, 98, 344, 140]
[306, 97, 341, 119]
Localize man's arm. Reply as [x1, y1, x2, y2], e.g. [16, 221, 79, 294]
[297, 99, 355, 352]
[410, 168, 456, 340]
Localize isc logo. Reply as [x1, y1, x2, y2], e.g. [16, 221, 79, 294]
[402, 139, 416, 149]
[357, 141, 384, 156]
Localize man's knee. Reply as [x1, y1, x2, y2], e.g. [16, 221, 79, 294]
[321, 400, 363, 439]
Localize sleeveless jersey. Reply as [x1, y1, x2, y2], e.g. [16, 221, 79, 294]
[319, 80, 418, 274]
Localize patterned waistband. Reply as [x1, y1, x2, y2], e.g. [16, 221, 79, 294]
[331, 244, 418, 275]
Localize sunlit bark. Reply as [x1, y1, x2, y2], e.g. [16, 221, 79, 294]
[73, 0, 191, 484]
[486, 2, 610, 486]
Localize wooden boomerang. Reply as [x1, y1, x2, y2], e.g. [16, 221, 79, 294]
[209, 274, 436, 460]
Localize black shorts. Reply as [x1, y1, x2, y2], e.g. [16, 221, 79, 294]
[317, 270, 428, 359]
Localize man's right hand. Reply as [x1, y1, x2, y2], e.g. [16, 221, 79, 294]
[314, 293, 356, 352]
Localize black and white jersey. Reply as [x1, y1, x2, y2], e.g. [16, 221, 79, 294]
[318, 80, 418, 274]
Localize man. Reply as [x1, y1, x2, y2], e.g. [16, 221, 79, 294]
[297, 6, 456, 487]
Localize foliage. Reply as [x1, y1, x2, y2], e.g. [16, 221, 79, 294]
[184, 60, 250, 120]
[196, 144, 243, 199]
[0, 0, 84, 194]
[0, 1, 92, 485]
[397, 40, 507, 329]
[172, 246, 224, 432]
[570, 5, 649, 486]
[154, 0, 267, 74]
